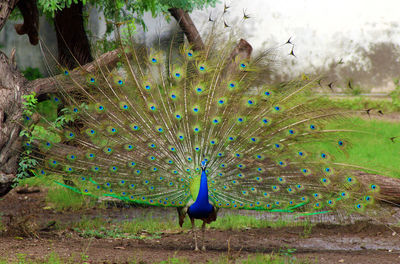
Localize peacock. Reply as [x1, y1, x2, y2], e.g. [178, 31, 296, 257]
[25, 22, 383, 251]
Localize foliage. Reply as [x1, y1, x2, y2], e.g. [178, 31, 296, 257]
[37, 0, 218, 17]
[21, 67, 43, 81]
[16, 156, 39, 183]
[32, 0, 218, 31]
[21, 92, 38, 117]
[17, 93, 82, 184]
[16, 92, 40, 184]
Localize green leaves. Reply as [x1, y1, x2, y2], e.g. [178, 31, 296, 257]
[37, 0, 86, 16]
[22, 92, 38, 117]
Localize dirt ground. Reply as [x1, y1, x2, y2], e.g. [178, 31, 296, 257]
[1, 189, 400, 263]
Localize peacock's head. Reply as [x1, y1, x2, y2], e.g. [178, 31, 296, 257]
[201, 160, 208, 171]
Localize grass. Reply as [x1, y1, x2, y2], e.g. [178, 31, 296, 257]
[326, 97, 400, 113]
[45, 186, 95, 211]
[0, 252, 67, 264]
[64, 213, 312, 240]
[310, 117, 400, 178]
[208, 252, 314, 264]
[18, 176, 97, 211]
[209, 214, 311, 230]
[69, 214, 178, 239]
[0, 252, 313, 264]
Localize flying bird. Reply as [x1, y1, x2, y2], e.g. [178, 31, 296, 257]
[223, 3, 230, 14]
[243, 9, 251, 20]
[289, 46, 296, 57]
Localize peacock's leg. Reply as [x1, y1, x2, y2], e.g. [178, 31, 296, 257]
[201, 221, 206, 251]
[191, 217, 199, 251]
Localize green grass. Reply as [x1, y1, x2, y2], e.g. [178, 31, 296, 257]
[313, 117, 400, 178]
[238, 253, 313, 264]
[69, 214, 178, 239]
[326, 97, 400, 113]
[66, 213, 311, 240]
[163, 252, 314, 264]
[0, 252, 313, 264]
[18, 176, 96, 211]
[209, 214, 311, 230]
[45, 186, 95, 211]
[0, 252, 67, 264]
[122, 214, 177, 234]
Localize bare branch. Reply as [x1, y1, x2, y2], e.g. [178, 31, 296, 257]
[30, 49, 121, 95]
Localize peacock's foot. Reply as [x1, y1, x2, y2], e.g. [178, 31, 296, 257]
[201, 245, 206, 251]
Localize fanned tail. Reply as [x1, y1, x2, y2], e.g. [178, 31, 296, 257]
[26, 24, 387, 218]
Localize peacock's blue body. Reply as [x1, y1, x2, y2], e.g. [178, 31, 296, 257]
[188, 169, 214, 219]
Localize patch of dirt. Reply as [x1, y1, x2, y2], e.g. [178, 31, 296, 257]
[1, 188, 400, 263]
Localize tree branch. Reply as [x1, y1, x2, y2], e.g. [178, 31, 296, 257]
[29, 49, 121, 95]
[0, 50, 29, 195]
[14, 0, 39, 45]
[168, 8, 204, 51]
[223, 38, 253, 76]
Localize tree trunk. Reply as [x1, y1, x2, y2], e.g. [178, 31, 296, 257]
[0, 0, 19, 31]
[168, 8, 204, 51]
[0, 50, 29, 196]
[14, 0, 39, 45]
[54, 1, 93, 69]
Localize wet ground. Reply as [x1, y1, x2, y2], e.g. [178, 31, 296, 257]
[1, 188, 400, 263]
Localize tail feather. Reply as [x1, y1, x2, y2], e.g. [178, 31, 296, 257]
[28, 26, 386, 216]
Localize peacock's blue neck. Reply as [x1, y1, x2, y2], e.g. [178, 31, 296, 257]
[188, 169, 213, 218]
[196, 170, 210, 205]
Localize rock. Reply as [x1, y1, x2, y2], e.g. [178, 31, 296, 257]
[0, 173, 15, 197]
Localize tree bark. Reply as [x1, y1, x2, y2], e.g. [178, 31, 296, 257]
[54, 1, 93, 69]
[0, 50, 29, 196]
[168, 8, 204, 51]
[14, 0, 39, 45]
[223, 38, 253, 77]
[0, 0, 19, 31]
[29, 49, 121, 95]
